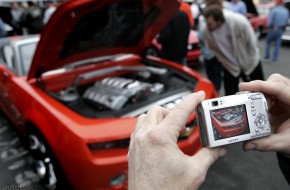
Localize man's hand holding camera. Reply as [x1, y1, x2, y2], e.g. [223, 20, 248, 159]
[240, 74, 290, 156]
[128, 91, 227, 190]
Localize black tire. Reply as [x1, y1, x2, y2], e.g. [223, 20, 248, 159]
[28, 127, 71, 190]
[143, 46, 161, 57]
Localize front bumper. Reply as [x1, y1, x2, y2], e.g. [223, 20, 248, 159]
[59, 128, 201, 190]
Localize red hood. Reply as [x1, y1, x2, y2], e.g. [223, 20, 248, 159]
[28, 0, 179, 79]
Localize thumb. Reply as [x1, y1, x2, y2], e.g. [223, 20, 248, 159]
[243, 134, 289, 154]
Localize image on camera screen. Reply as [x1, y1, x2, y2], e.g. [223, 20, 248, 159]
[210, 105, 250, 140]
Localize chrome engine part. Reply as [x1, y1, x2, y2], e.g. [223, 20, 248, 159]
[83, 77, 164, 110]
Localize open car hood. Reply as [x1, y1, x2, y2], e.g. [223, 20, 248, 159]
[28, 0, 179, 79]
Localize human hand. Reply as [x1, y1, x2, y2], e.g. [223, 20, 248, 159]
[239, 74, 290, 155]
[128, 91, 227, 190]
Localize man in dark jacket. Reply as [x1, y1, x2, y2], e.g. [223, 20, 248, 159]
[21, 1, 43, 34]
[157, 10, 190, 65]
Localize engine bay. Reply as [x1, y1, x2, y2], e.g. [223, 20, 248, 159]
[48, 60, 197, 118]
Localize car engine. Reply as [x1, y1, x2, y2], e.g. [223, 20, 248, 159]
[51, 64, 197, 118]
[83, 77, 164, 110]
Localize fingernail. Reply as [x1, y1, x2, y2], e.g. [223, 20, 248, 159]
[197, 91, 206, 99]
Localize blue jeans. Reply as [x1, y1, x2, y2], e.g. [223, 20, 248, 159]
[264, 28, 284, 62]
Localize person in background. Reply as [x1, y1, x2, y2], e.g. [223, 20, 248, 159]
[43, 0, 57, 25]
[10, 2, 24, 35]
[191, 0, 200, 28]
[198, 13, 222, 92]
[179, 0, 195, 28]
[21, 1, 43, 34]
[264, 0, 289, 64]
[157, 10, 190, 65]
[128, 73, 290, 189]
[202, 5, 264, 95]
[227, 0, 247, 15]
[0, 18, 7, 37]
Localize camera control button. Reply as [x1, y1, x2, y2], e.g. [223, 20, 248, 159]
[254, 113, 268, 129]
[252, 112, 256, 116]
[250, 94, 262, 100]
[255, 128, 259, 132]
[251, 102, 255, 108]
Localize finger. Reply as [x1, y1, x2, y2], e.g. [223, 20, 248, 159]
[191, 147, 227, 171]
[243, 133, 290, 154]
[267, 73, 290, 85]
[239, 73, 290, 94]
[239, 80, 290, 105]
[160, 91, 206, 136]
[146, 105, 170, 125]
[134, 114, 147, 134]
[128, 132, 135, 157]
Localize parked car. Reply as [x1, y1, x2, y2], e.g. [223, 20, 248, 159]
[210, 105, 249, 140]
[0, 0, 217, 189]
[143, 29, 201, 66]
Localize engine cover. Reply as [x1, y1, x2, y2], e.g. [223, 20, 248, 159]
[83, 77, 164, 110]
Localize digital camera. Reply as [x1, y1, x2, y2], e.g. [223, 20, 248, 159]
[196, 92, 271, 148]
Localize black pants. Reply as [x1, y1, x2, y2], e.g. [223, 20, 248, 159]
[204, 56, 223, 91]
[223, 62, 264, 95]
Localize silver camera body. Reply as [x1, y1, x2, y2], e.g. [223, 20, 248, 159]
[197, 92, 271, 148]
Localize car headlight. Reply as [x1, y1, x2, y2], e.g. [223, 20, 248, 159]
[88, 138, 130, 150]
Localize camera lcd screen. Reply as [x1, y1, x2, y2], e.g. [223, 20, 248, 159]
[210, 105, 250, 140]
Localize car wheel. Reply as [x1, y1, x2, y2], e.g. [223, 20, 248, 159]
[143, 46, 161, 57]
[28, 128, 70, 190]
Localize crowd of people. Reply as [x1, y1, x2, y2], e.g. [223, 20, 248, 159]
[158, 0, 289, 96]
[0, 1, 58, 36]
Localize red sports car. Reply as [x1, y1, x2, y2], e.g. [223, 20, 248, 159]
[143, 29, 201, 65]
[210, 105, 249, 140]
[0, 0, 216, 189]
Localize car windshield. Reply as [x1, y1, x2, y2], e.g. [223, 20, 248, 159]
[19, 42, 37, 75]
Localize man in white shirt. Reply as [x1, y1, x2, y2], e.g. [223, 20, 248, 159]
[202, 5, 264, 95]
[43, 0, 56, 25]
